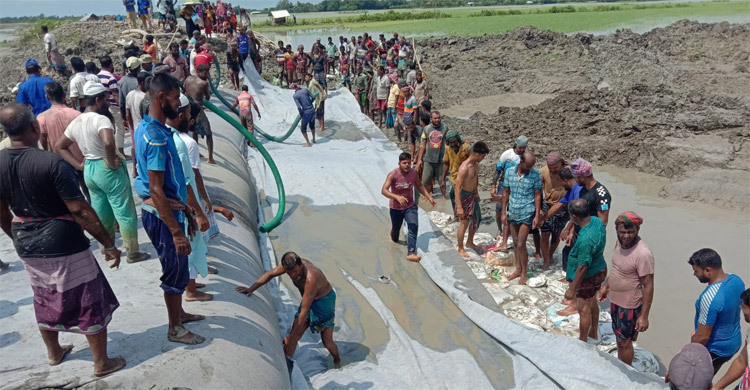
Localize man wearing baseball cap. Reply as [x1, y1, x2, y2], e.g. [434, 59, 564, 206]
[139, 54, 153, 74]
[666, 343, 714, 389]
[16, 59, 54, 117]
[54, 81, 151, 264]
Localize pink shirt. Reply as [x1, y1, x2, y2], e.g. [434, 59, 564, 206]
[609, 239, 655, 309]
[388, 167, 416, 210]
[236, 91, 255, 117]
[37, 104, 84, 163]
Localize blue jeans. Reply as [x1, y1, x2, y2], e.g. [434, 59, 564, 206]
[390, 204, 418, 255]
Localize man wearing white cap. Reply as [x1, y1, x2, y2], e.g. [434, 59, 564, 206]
[55, 81, 151, 264]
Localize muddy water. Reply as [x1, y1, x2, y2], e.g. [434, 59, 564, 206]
[589, 167, 750, 373]
[265, 195, 518, 388]
[442, 93, 556, 119]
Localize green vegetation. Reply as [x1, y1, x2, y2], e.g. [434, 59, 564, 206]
[253, 10, 451, 27]
[255, 1, 750, 36]
[264, 0, 673, 13]
[17, 19, 75, 45]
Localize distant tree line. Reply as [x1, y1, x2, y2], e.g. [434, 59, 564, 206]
[0, 15, 76, 24]
[262, 0, 645, 13]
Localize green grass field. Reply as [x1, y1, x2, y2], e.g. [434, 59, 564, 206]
[254, 1, 750, 36]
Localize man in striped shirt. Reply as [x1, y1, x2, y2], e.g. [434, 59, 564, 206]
[689, 248, 745, 374]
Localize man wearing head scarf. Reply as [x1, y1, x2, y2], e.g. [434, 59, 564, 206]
[441, 130, 471, 214]
[598, 211, 655, 366]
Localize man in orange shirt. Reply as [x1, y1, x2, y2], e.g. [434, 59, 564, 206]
[37, 82, 88, 200]
[144, 35, 158, 62]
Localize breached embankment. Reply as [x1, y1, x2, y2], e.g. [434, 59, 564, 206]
[237, 65, 667, 389]
[0, 102, 290, 389]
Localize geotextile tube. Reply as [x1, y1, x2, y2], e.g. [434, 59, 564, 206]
[210, 56, 301, 142]
[202, 98, 285, 234]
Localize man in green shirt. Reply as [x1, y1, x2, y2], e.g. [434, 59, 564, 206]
[352, 65, 370, 116]
[564, 198, 608, 342]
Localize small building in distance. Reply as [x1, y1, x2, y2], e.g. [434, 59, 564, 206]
[270, 10, 290, 25]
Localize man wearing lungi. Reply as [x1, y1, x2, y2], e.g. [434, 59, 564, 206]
[0, 103, 126, 377]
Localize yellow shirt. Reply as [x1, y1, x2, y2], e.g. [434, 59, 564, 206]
[540, 165, 567, 204]
[387, 84, 400, 108]
[443, 142, 472, 182]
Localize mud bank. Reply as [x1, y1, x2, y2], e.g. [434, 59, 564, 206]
[0, 97, 289, 389]
[416, 20, 750, 210]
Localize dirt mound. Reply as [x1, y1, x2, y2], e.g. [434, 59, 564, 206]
[413, 21, 750, 210]
[0, 20, 277, 107]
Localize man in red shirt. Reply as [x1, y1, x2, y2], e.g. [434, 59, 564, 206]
[194, 44, 214, 71]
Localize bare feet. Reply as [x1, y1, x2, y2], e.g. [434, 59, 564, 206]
[457, 248, 469, 259]
[541, 262, 551, 270]
[181, 312, 206, 324]
[207, 158, 216, 165]
[406, 254, 421, 262]
[303, 143, 312, 147]
[94, 356, 126, 377]
[519, 276, 528, 285]
[168, 325, 205, 345]
[497, 242, 509, 251]
[48, 344, 74, 366]
[185, 290, 214, 302]
[534, 252, 542, 260]
[561, 298, 573, 305]
[558, 278, 570, 284]
[467, 243, 484, 255]
[506, 270, 521, 281]
[556, 305, 578, 317]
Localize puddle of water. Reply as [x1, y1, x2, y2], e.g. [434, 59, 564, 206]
[442, 93, 557, 119]
[264, 195, 516, 388]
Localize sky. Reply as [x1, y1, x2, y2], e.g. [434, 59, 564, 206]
[0, 0, 322, 18]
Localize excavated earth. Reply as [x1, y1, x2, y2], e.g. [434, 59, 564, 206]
[415, 20, 750, 211]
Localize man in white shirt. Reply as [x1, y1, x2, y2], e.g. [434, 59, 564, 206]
[41, 25, 66, 73]
[69, 57, 100, 112]
[55, 81, 151, 264]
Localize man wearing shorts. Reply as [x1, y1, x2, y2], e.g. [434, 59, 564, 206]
[538, 151, 568, 269]
[490, 135, 527, 251]
[231, 85, 260, 147]
[415, 111, 447, 200]
[134, 74, 206, 345]
[292, 83, 316, 147]
[455, 142, 490, 259]
[375, 67, 390, 128]
[564, 198, 607, 343]
[501, 150, 542, 285]
[597, 211, 654, 366]
[237, 252, 341, 365]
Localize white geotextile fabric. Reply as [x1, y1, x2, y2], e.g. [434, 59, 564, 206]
[239, 66, 666, 389]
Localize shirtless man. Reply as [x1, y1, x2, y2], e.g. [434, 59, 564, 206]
[236, 252, 340, 365]
[184, 64, 215, 164]
[455, 142, 490, 258]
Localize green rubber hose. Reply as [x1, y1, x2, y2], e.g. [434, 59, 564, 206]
[210, 56, 304, 142]
[202, 99, 285, 233]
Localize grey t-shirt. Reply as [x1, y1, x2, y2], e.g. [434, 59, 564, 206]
[421, 123, 446, 164]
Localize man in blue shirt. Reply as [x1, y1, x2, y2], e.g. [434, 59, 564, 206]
[689, 248, 745, 373]
[123, 0, 137, 29]
[134, 73, 205, 345]
[137, 0, 152, 31]
[236, 26, 250, 73]
[292, 83, 316, 147]
[501, 150, 542, 286]
[16, 59, 54, 117]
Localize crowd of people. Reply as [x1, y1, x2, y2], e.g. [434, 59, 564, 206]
[3, 18, 749, 390]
